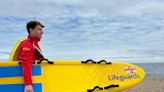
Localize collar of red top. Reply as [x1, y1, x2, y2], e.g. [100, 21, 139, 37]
[27, 34, 40, 43]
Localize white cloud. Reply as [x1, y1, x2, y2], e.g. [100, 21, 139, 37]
[0, 50, 10, 61]
[0, 0, 164, 63]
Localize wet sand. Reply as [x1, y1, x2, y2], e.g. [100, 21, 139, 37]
[124, 77, 164, 92]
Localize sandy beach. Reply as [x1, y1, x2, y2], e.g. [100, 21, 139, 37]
[124, 77, 164, 92]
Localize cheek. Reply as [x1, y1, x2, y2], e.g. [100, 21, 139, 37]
[36, 30, 42, 35]
[40, 31, 43, 36]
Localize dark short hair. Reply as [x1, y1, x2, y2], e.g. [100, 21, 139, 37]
[26, 20, 44, 34]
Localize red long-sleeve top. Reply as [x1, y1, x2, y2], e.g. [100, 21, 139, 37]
[19, 35, 41, 85]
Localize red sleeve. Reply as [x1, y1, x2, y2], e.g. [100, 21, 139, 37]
[19, 41, 34, 85]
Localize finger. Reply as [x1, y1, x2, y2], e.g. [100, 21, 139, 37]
[26, 89, 32, 92]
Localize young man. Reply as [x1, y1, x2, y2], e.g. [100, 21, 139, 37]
[19, 20, 44, 92]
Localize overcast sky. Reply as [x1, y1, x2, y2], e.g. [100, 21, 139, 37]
[0, 0, 164, 63]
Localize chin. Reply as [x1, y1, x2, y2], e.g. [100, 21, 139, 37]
[40, 36, 43, 40]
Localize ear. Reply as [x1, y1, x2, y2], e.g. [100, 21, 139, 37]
[29, 28, 33, 34]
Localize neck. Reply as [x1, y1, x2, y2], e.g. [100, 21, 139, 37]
[28, 34, 40, 42]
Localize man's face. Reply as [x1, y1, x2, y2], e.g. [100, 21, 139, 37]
[30, 25, 43, 39]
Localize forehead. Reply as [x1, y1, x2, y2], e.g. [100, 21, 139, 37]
[35, 25, 43, 29]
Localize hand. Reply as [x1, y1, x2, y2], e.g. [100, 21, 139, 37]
[24, 85, 33, 92]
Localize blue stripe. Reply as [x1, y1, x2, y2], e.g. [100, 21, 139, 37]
[0, 83, 42, 92]
[0, 66, 41, 78]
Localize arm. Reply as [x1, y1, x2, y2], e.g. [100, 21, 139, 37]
[19, 42, 34, 92]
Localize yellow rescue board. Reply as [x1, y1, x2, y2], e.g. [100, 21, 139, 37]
[9, 38, 24, 61]
[0, 60, 145, 92]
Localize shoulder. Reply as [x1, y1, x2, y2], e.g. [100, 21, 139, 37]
[20, 39, 32, 46]
[19, 40, 33, 50]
